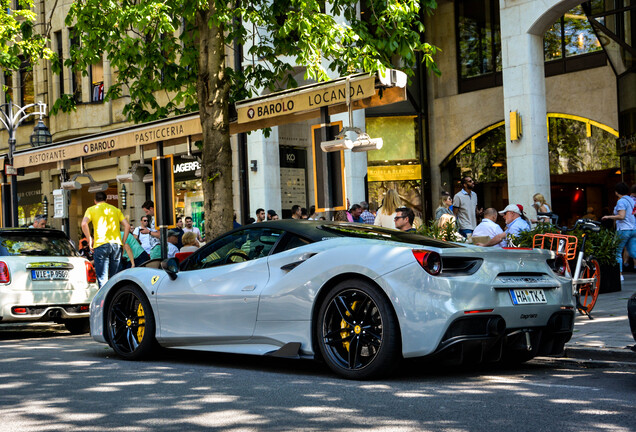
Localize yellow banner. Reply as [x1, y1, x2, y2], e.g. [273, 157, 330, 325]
[367, 164, 422, 182]
[237, 76, 376, 124]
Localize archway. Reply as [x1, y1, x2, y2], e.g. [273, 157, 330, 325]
[440, 114, 619, 224]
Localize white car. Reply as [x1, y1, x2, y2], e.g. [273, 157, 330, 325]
[0, 228, 99, 334]
[90, 221, 575, 379]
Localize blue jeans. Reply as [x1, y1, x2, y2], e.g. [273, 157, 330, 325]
[458, 229, 473, 238]
[93, 243, 122, 289]
[616, 229, 636, 272]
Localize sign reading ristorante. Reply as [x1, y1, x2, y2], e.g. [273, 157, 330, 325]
[14, 117, 201, 168]
[237, 75, 376, 124]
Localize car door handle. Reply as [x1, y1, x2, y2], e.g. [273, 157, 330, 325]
[280, 253, 317, 272]
[242, 285, 256, 291]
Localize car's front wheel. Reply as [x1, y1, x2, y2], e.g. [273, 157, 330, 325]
[106, 285, 156, 359]
[316, 279, 400, 380]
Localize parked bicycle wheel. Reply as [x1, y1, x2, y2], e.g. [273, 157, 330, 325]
[578, 258, 600, 314]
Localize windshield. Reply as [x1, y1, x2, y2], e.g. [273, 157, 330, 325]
[0, 232, 79, 257]
[318, 224, 464, 249]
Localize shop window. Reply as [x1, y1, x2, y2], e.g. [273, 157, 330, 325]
[366, 116, 423, 218]
[55, 31, 65, 98]
[544, 3, 606, 76]
[90, 58, 104, 103]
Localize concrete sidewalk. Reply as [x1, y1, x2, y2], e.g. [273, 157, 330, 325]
[560, 272, 636, 364]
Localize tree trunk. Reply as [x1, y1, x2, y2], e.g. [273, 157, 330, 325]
[197, 6, 233, 240]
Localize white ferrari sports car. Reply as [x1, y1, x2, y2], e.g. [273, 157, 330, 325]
[90, 221, 575, 379]
[1, 228, 98, 334]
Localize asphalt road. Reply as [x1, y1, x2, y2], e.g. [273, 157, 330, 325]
[0, 324, 634, 432]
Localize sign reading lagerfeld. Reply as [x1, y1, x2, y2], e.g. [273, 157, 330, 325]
[237, 75, 376, 124]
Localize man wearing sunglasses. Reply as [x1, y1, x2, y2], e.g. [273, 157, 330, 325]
[133, 216, 155, 255]
[394, 207, 416, 232]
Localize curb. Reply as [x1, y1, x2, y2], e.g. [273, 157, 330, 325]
[534, 345, 636, 369]
[563, 345, 636, 363]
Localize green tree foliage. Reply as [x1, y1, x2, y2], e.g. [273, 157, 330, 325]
[0, 0, 53, 90]
[56, 0, 439, 237]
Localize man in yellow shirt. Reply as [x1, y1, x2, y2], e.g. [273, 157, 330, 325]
[81, 191, 131, 288]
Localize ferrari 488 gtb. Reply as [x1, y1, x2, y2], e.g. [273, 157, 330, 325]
[90, 221, 575, 379]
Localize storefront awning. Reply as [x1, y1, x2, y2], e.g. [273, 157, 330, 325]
[10, 70, 407, 172]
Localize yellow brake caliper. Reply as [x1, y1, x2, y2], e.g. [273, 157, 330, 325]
[137, 303, 145, 342]
[340, 301, 358, 351]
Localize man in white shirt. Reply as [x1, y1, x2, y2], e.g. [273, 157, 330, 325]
[472, 208, 505, 247]
[184, 216, 202, 243]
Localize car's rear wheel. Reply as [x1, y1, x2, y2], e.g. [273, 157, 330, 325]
[316, 279, 400, 380]
[107, 285, 156, 359]
[64, 318, 90, 334]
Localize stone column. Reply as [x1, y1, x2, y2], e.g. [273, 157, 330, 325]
[500, 0, 552, 219]
[247, 127, 282, 218]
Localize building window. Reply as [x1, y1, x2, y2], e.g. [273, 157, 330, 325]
[69, 29, 82, 103]
[455, 0, 501, 93]
[3, 71, 13, 104]
[544, 3, 606, 76]
[456, 1, 606, 92]
[90, 57, 104, 103]
[19, 58, 34, 110]
[55, 31, 64, 98]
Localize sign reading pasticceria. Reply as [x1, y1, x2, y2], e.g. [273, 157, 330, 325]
[237, 75, 376, 124]
[13, 116, 201, 169]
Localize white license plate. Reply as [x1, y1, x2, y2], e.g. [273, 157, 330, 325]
[509, 289, 547, 305]
[31, 269, 69, 281]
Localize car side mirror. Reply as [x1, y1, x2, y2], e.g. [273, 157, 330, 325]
[161, 258, 179, 280]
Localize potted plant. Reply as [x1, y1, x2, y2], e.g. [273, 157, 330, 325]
[515, 223, 621, 293]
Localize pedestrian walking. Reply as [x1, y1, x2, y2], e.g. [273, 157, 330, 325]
[394, 207, 416, 232]
[602, 182, 636, 281]
[81, 191, 131, 288]
[453, 176, 482, 238]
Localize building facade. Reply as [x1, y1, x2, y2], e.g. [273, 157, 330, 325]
[0, 0, 633, 244]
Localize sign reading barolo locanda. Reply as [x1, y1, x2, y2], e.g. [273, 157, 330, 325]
[237, 75, 376, 124]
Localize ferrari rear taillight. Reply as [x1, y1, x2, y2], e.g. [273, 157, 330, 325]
[85, 261, 97, 284]
[0, 261, 10, 283]
[412, 250, 442, 275]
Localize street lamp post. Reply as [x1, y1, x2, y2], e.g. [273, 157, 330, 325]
[0, 102, 51, 227]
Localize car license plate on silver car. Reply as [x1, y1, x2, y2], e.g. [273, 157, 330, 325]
[31, 269, 69, 281]
[509, 289, 546, 305]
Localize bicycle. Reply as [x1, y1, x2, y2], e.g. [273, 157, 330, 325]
[534, 214, 601, 319]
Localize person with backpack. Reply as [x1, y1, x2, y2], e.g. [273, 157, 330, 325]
[602, 182, 636, 281]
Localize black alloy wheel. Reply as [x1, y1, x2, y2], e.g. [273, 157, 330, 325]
[317, 279, 400, 380]
[107, 285, 156, 359]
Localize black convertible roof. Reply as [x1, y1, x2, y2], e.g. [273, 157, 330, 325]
[236, 220, 463, 249]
